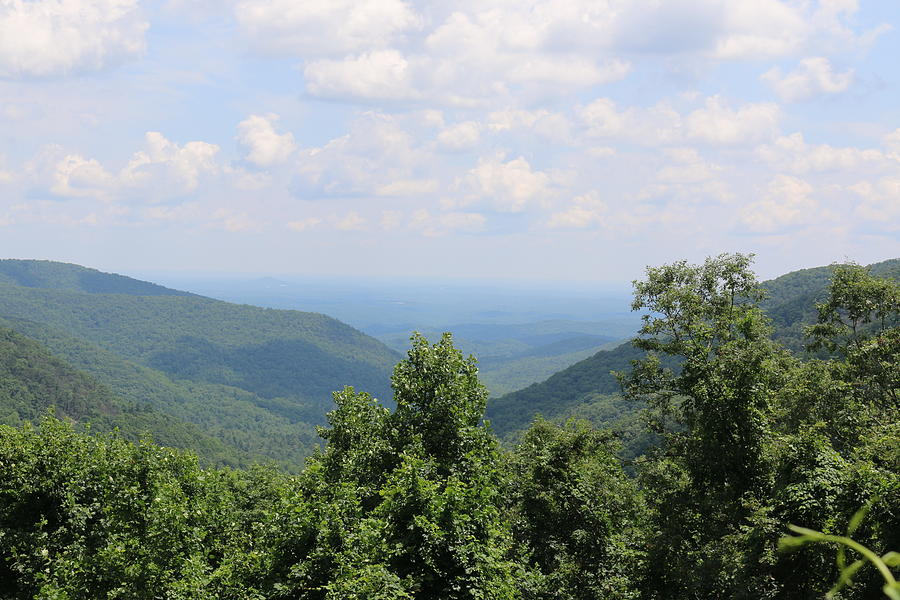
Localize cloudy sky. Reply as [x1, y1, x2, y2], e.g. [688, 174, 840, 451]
[1, 0, 898, 282]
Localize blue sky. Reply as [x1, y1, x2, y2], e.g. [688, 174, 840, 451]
[0, 0, 898, 283]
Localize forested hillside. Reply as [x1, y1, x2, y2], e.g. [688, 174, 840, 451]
[0, 326, 244, 463]
[0, 260, 399, 469]
[0, 259, 195, 296]
[1, 255, 896, 599]
[487, 257, 900, 445]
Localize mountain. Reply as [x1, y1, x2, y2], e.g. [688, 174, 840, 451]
[0, 260, 401, 469]
[0, 259, 195, 296]
[0, 325, 247, 464]
[486, 257, 900, 445]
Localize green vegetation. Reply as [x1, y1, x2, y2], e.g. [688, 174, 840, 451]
[0, 254, 896, 598]
[376, 321, 625, 397]
[487, 257, 900, 447]
[0, 260, 399, 469]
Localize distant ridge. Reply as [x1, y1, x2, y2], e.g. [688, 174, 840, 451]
[0, 259, 196, 297]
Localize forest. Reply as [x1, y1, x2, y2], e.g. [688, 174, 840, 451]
[0, 254, 897, 599]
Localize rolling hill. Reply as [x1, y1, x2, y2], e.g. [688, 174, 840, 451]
[0, 259, 401, 470]
[0, 325, 246, 464]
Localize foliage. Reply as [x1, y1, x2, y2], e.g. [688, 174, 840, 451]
[508, 418, 646, 599]
[620, 254, 900, 599]
[0, 256, 897, 599]
[0, 259, 399, 469]
[780, 506, 900, 600]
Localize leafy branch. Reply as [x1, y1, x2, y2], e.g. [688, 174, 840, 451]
[780, 506, 900, 600]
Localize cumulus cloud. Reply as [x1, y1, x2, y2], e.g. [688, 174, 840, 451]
[236, 114, 296, 168]
[577, 98, 683, 144]
[121, 132, 220, 198]
[756, 133, 889, 174]
[436, 121, 481, 151]
[686, 96, 780, 145]
[51, 154, 116, 198]
[654, 148, 721, 184]
[304, 50, 417, 101]
[235, 0, 421, 56]
[546, 191, 607, 229]
[849, 177, 900, 229]
[761, 57, 854, 102]
[294, 112, 425, 198]
[0, 0, 147, 78]
[455, 154, 555, 213]
[26, 132, 221, 205]
[739, 174, 819, 233]
[576, 96, 779, 147]
[234, 0, 879, 107]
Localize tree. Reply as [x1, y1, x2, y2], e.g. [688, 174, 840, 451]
[508, 418, 646, 600]
[620, 254, 794, 598]
[274, 333, 518, 599]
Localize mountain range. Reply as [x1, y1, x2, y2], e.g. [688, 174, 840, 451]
[1, 257, 897, 469]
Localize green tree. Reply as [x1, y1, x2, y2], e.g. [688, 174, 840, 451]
[273, 333, 518, 599]
[508, 418, 646, 600]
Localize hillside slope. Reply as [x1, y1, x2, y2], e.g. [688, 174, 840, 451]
[486, 257, 900, 441]
[0, 326, 245, 464]
[0, 259, 194, 296]
[0, 260, 402, 469]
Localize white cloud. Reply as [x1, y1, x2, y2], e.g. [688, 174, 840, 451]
[761, 57, 854, 102]
[0, 0, 147, 78]
[51, 154, 116, 198]
[577, 98, 683, 145]
[884, 129, 900, 155]
[756, 133, 889, 174]
[436, 121, 480, 151]
[235, 0, 421, 56]
[121, 132, 220, 198]
[237, 114, 296, 167]
[739, 174, 819, 233]
[486, 108, 573, 142]
[304, 50, 417, 101]
[546, 191, 607, 229]
[848, 177, 900, 228]
[455, 154, 554, 213]
[686, 96, 780, 145]
[294, 112, 424, 197]
[654, 148, 720, 184]
[576, 96, 779, 147]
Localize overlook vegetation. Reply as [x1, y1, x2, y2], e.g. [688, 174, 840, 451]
[0, 254, 896, 598]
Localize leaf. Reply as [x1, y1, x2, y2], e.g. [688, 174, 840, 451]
[847, 505, 870, 537]
[882, 552, 900, 568]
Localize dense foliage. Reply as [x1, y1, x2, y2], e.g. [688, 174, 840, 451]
[0, 260, 399, 469]
[0, 255, 896, 598]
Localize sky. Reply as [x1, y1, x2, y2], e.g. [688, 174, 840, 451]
[0, 0, 899, 284]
